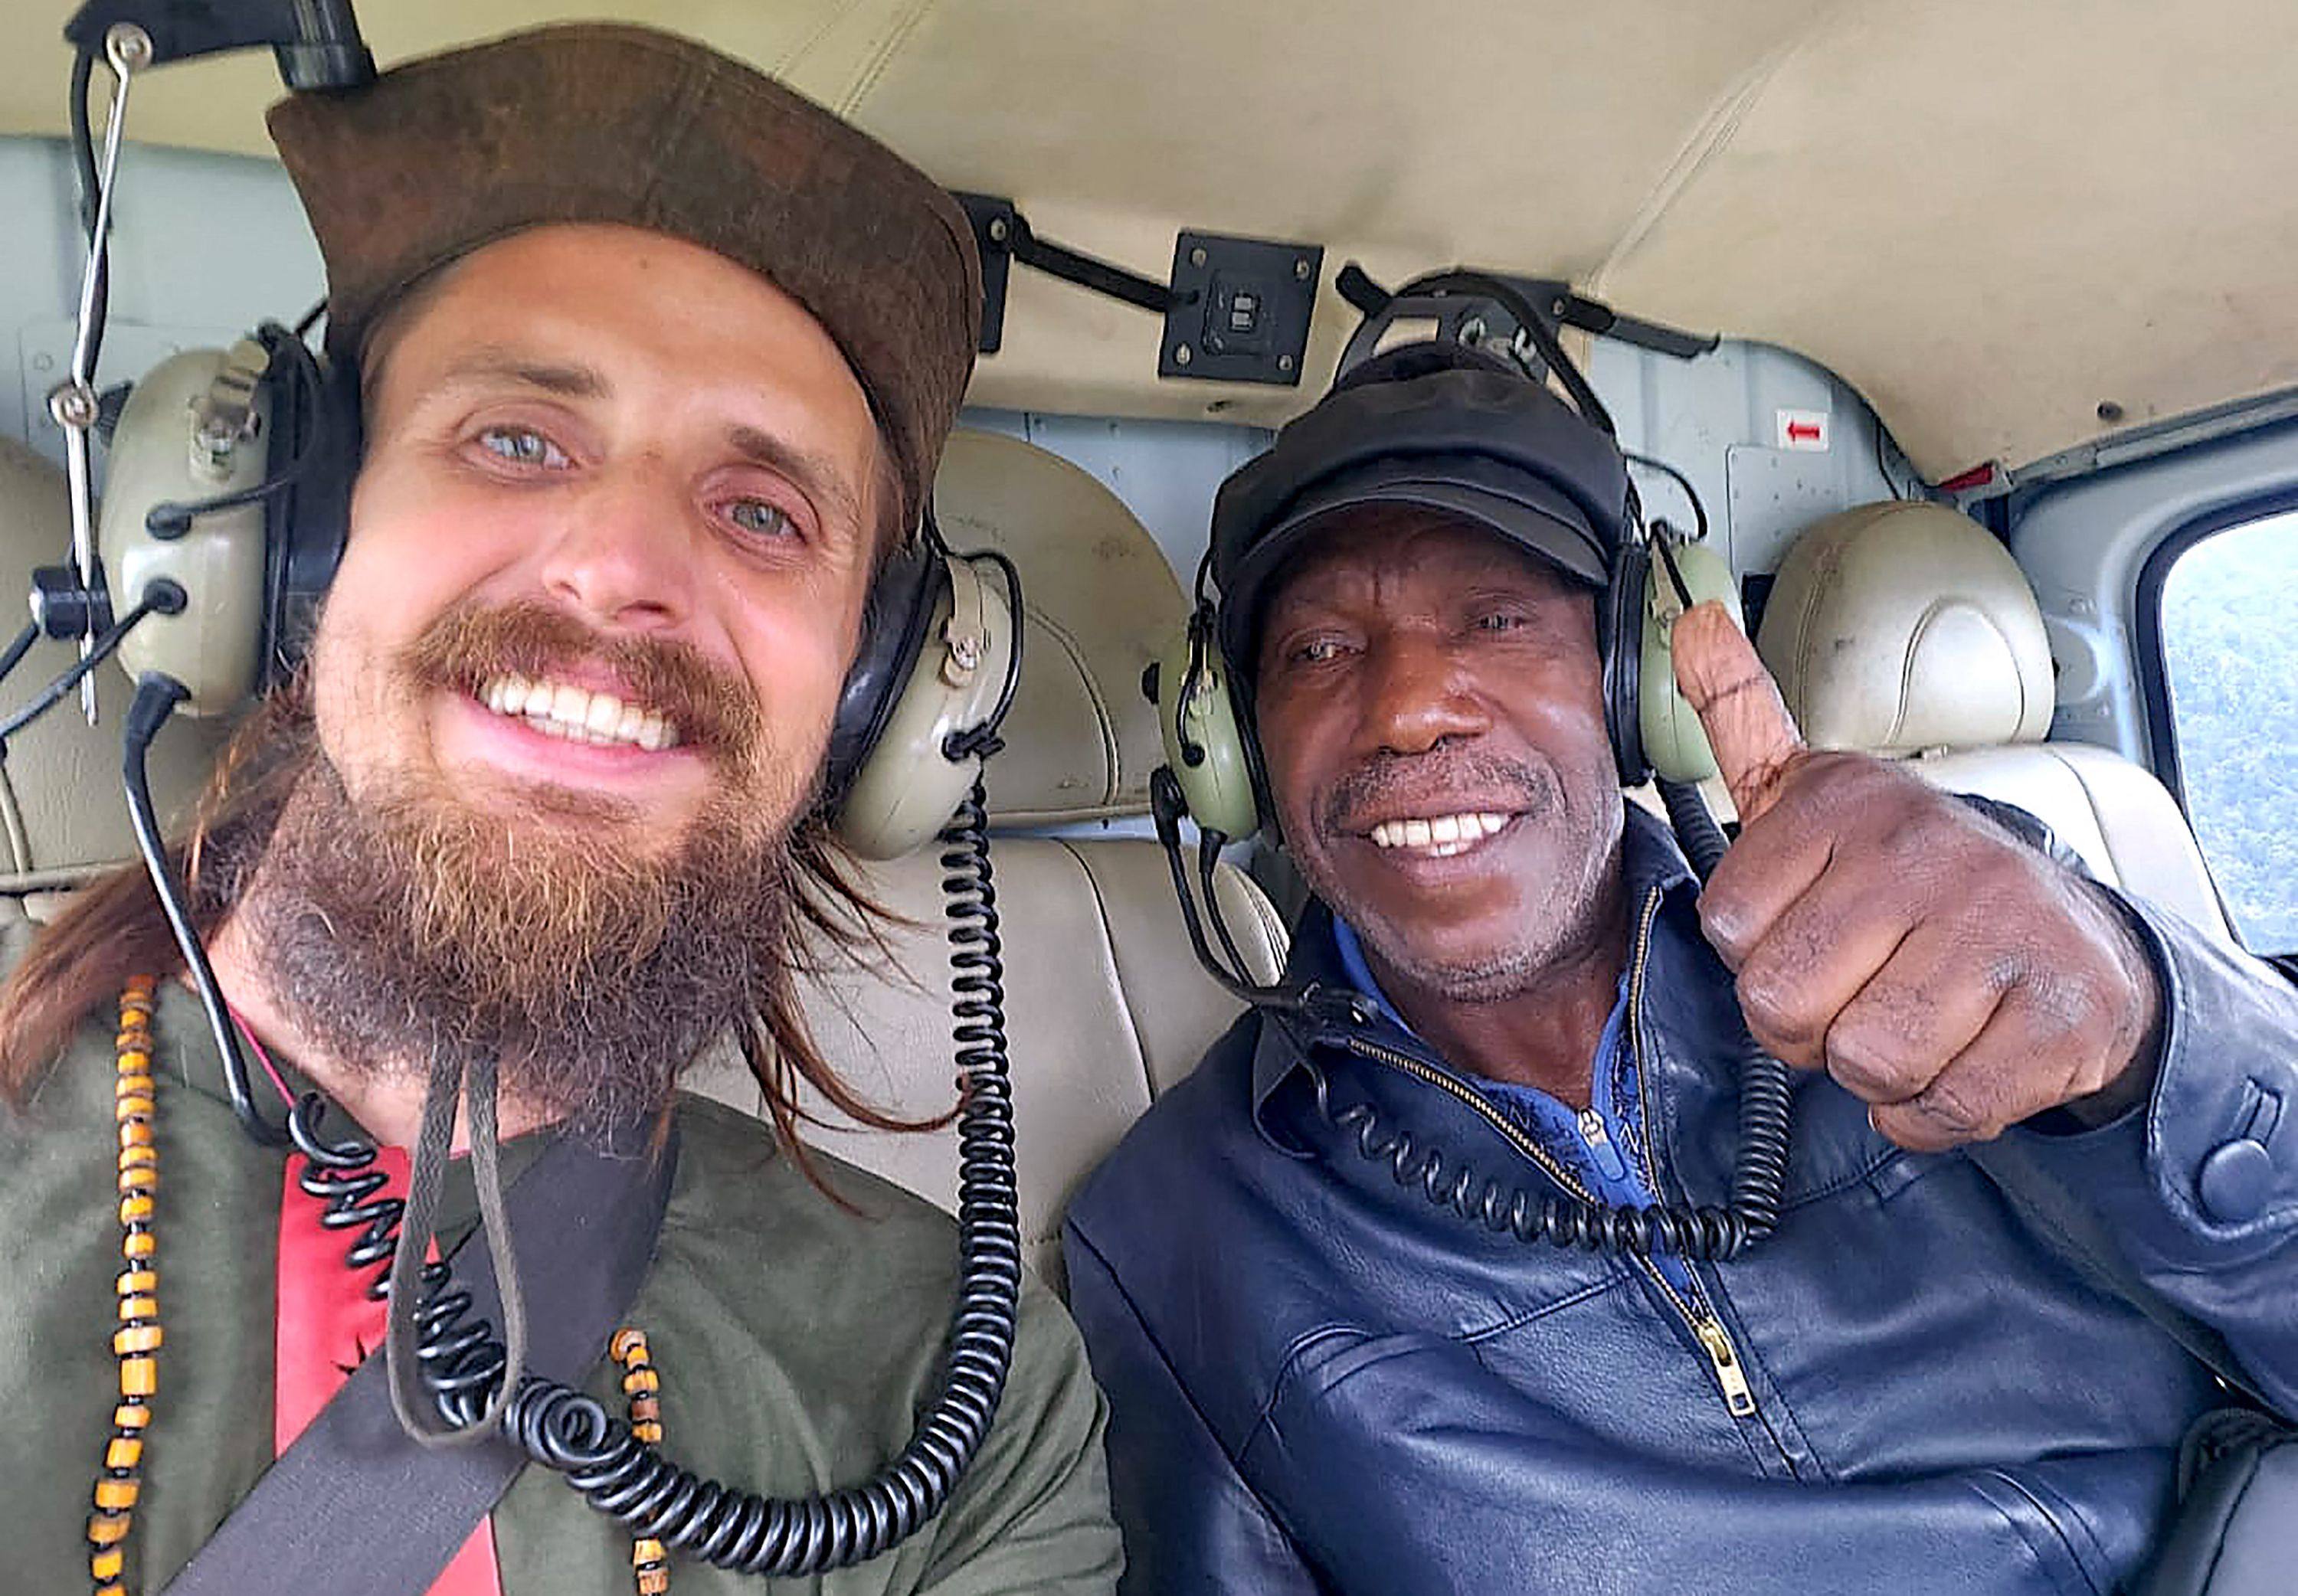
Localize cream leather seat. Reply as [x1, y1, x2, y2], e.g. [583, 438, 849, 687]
[694, 430, 1285, 1290]
[0, 427, 1285, 1293]
[1755, 501, 2237, 947]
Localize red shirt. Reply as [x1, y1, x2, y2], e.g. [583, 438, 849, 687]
[277, 1152, 502, 1596]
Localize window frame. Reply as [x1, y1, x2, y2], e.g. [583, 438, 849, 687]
[2133, 489, 2298, 950]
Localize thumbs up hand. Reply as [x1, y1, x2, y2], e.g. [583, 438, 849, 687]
[1667, 603, 2162, 1150]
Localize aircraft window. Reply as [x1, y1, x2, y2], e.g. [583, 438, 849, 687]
[2156, 510, 2298, 954]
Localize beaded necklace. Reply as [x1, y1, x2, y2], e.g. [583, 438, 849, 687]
[89, 976, 161, 1596]
[85, 980, 668, 1596]
[611, 1329, 671, 1595]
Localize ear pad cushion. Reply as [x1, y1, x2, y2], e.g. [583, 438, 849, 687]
[1602, 541, 1650, 787]
[261, 344, 362, 691]
[824, 536, 943, 798]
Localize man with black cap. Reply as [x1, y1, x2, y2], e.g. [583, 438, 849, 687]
[0, 22, 1117, 1596]
[1063, 340, 2298, 1591]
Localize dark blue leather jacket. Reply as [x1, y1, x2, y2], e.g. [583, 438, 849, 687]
[1065, 806, 2298, 1595]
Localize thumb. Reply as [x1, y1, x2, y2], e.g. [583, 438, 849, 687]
[1669, 600, 1806, 824]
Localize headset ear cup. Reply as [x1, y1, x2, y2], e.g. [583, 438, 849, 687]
[1602, 541, 1651, 787]
[99, 344, 275, 715]
[834, 553, 1016, 859]
[1151, 618, 1261, 839]
[1638, 538, 1746, 785]
[101, 329, 355, 713]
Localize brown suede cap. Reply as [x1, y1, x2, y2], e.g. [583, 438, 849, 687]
[266, 22, 980, 531]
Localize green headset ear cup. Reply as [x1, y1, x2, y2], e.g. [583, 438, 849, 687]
[100, 328, 358, 715]
[1151, 623, 1261, 838]
[1638, 538, 1745, 785]
[834, 553, 1016, 860]
[100, 345, 274, 715]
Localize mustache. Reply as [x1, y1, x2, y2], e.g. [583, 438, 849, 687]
[1317, 747, 1558, 838]
[401, 598, 761, 769]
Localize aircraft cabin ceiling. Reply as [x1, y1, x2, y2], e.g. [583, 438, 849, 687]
[7, 0, 2297, 482]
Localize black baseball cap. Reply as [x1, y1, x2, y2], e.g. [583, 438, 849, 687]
[1209, 342, 1631, 683]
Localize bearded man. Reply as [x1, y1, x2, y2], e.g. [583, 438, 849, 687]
[1064, 344, 2298, 1593]
[0, 24, 1118, 1596]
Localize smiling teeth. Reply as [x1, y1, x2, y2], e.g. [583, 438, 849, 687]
[1369, 813, 1511, 855]
[478, 675, 679, 751]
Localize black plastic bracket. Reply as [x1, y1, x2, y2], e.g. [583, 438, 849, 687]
[954, 191, 1180, 356]
[65, 0, 375, 88]
[1334, 263, 1716, 362]
[1499, 273, 1717, 361]
[30, 561, 114, 641]
[1160, 232, 1322, 385]
[954, 192, 1016, 355]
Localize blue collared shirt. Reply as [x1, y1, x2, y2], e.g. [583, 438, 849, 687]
[1330, 907, 1695, 1296]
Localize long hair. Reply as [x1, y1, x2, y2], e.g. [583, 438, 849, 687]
[0, 687, 929, 1171]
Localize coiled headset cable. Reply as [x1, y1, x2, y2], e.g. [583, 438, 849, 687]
[1162, 764, 1793, 1263]
[1300, 772, 1791, 1263]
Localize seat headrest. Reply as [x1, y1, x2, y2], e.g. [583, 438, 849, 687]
[0, 424, 1186, 891]
[932, 430, 1186, 823]
[0, 437, 233, 894]
[1755, 501, 2055, 754]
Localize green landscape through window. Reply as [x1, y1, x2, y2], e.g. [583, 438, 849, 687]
[2159, 511, 2298, 954]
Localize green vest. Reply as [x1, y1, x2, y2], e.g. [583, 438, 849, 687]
[1, 939, 1120, 1594]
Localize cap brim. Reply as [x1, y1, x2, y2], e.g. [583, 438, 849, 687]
[1219, 457, 1609, 673]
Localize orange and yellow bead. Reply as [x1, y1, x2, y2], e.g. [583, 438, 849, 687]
[90, 977, 160, 1596]
[611, 1328, 671, 1594]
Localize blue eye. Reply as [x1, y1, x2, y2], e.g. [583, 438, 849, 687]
[476, 427, 568, 468]
[725, 499, 797, 540]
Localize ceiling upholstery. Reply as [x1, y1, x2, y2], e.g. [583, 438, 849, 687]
[7, 0, 2294, 479]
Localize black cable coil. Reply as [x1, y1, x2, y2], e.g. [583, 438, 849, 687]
[1321, 1093, 1757, 1258]
[277, 777, 1023, 1575]
[1320, 777, 1794, 1263]
[1657, 777, 1792, 1244]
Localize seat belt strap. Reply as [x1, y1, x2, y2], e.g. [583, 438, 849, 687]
[273, 1144, 501, 1596]
[159, 1120, 678, 1596]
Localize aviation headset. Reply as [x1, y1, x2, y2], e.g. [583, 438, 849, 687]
[1151, 270, 1740, 840]
[96, 316, 1016, 861]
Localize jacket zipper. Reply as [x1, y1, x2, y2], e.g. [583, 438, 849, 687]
[1334, 1035, 1598, 1204]
[1691, 1310, 1757, 1415]
[1575, 1108, 1631, 1182]
[1624, 887, 1777, 1439]
[1332, 882, 1768, 1431]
